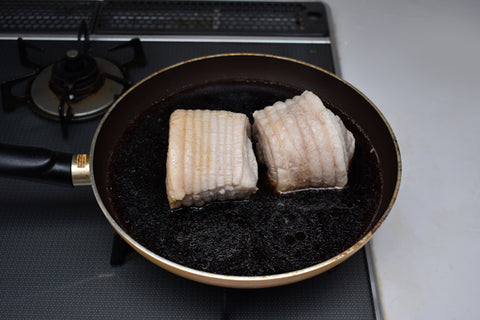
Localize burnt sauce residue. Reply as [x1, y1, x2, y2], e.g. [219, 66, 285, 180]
[107, 81, 382, 276]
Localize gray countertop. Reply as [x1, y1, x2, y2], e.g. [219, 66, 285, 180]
[322, 0, 480, 319]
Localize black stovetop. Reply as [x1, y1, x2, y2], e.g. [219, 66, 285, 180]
[0, 1, 380, 319]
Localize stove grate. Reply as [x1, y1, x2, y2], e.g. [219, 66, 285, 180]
[0, 0, 98, 34]
[96, 1, 328, 36]
[0, 1, 328, 37]
[0, 25, 146, 138]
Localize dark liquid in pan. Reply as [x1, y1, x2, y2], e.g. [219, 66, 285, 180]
[107, 81, 382, 276]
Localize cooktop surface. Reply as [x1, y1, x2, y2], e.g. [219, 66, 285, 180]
[0, 1, 381, 319]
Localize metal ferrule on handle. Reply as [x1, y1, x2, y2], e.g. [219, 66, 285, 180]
[71, 154, 91, 186]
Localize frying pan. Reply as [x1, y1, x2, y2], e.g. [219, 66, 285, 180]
[0, 53, 401, 288]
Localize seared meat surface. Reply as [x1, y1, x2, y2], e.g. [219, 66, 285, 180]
[166, 109, 258, 209]
[253, 91, 355, 192]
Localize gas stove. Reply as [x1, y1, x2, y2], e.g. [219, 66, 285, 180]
[0, 1, 383, 319]
[2, 28, 145, 137]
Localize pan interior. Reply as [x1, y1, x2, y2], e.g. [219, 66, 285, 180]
[106, 80, 382, 276]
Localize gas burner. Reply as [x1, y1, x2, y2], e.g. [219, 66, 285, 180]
[31, 50, 124, 120]
[49, 49, 105, 102]
[1, 21, 146, 138]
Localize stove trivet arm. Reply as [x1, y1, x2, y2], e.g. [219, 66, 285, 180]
[78, 20, 90, 55]
[18, 38, 44, 70]
[0, 143, 91, 187]
[108, 38, 147, 70]
[57, 94, 73, 138]
[0, 72, 36, 112]
[102, 72, 131, 89]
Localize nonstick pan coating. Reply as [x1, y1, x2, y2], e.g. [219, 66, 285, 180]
[91, 54, 401, 288]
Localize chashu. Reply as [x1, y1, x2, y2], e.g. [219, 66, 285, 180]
[166, 109, 258, 209]
[252, 90, 355, 192]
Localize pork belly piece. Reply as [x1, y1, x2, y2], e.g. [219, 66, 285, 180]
[252, 90, 355, 192]
[166, 109, 258, 209]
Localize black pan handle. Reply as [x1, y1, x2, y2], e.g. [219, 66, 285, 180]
[0, 143, 91, 186]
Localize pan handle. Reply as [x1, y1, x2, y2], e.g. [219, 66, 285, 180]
[0, 143, 91, 186]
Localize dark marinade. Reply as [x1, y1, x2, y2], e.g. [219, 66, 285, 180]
[107, 81, 382, 276]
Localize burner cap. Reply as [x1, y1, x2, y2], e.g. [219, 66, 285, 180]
[49, 49, 104, 101]
[30, 57, 125, 121]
